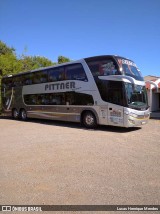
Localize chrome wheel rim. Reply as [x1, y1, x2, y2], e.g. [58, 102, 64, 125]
[85, 114, 94, 125]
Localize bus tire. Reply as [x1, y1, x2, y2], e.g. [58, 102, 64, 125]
[20, 109, 27, 121]
[82, 111, 97, 129]
[12, 108, 19, 119]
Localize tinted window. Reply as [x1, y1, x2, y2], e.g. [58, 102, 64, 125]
[87, 59, 119, 77]
[32, 70, 48, 84]
[116, 57, 143, 81]
[22, 74, 33, 85]
[74, 93, 94, 105]
[96, 79, 109, 102]
[97, 80, 125, 106]
[24, 92, 94, 106]
[24, 93, 65, 105]
[49, 93, 65, 105]
[48, 67, 65, 82]
[65, 92, 93, 105]
[65, 64, 88, 81]
[12, 76, 23, 87]
[24, 94, 37, 105]
[108, 83, 124, 105]
[37, 94, 50, 105]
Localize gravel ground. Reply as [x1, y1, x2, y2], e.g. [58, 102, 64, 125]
[0, 117, 160, 213]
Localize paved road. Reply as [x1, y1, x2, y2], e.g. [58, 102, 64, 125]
[0, 118, 160, 213]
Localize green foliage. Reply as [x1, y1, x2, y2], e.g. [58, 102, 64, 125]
[0, 41, 71, 76]
[58, 55, 71, 64]
[0, 40, 71, 113]
[0, 53, 22, 76]
[0, 41, 20, 76]
[0, 41, 15, 55]
[19, 55, 56, 72]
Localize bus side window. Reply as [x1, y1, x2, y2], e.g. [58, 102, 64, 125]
[33, 70, 48, 84]
[40, 70, 48, 83]
[12, 76, 23, 87]
[87, 59, 119, 77]
[65, 92, 74, 105]
[23, 74, 32, 85]
[49, 93, 65, 105]
[65, 64, 88, 81]
[88, 62, 100, 77]
[48, 67, 65, 82]
[108, 81, 124, 106]
[101, 61, 118, 76]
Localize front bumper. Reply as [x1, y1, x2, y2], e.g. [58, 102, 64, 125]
[124, 109, 150, 127]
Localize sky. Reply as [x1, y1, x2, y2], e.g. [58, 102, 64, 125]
[0, 0, 160, 77]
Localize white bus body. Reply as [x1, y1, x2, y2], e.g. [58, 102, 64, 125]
[1, 55, 150, 128]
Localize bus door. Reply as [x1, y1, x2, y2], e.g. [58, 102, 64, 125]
[107, 81, 125, 126]
[107, 104, 124, 127]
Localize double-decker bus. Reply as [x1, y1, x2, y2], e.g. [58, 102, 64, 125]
[1, 55, 150, 128]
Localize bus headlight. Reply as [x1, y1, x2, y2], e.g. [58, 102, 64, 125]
[129, 112, 138, 118]
[128, 119, 135, 124]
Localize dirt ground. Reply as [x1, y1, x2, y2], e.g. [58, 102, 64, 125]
[0, 117, 160, 213]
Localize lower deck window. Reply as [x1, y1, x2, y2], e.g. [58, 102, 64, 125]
[24, 92, 94, 106]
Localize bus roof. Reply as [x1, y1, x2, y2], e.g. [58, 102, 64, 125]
[84, 55, 133, 62]
[2, 59, 81, 79]
[2, 55, 133, 79]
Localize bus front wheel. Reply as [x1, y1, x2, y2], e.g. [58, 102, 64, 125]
[82, 111, 97, 129]
[20, 109, 27, 121]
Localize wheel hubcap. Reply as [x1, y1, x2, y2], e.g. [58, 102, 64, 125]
[85, 115, 94, 125]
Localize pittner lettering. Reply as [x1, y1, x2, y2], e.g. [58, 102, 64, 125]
[45, 82, 75, 91]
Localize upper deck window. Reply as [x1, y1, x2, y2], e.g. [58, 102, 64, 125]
[12, 76, 23, 87]
[48, 67, 65, 82]
[116, 57, 144, 81]
[32, 70, 48, 84]
[86, 58, 119, 77]
[22, 73, 33, 85]
[65, 64, 88, 81]
[48, 64, 88, 82]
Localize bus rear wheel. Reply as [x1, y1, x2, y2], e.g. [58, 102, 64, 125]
[82, 111, 97, 129]
[20, 109, 27, 121]
[12, 108, 19, 119]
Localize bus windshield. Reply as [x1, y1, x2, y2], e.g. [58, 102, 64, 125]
[124, 83, 148, 110]
[116, 57, 143, 81]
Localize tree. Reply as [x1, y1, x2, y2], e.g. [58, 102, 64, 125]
[0, 41, 15, 55]
[20, 55, 55, 72]
[58, 56, 71, 64]
[0, 41, 72, 113]
[0, 41, 21, 76]
[0, 41, 71, 75]
[0, 53, 22, 76]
